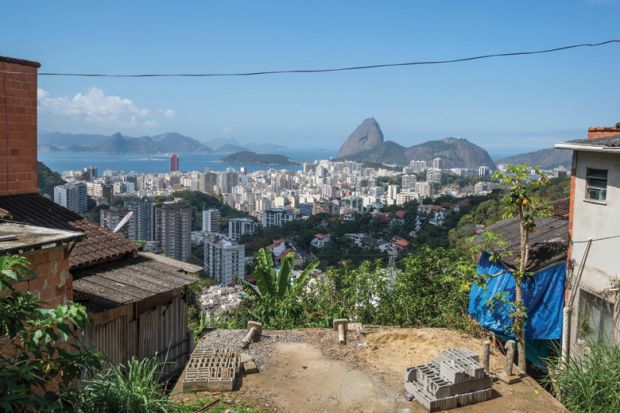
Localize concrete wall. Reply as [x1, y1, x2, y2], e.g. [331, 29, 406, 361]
[570, 150, 620, 348]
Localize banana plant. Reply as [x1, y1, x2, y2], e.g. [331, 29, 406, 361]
[240, 248, 318, 300]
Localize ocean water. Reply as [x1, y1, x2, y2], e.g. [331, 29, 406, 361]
[38, 150, 334, 174]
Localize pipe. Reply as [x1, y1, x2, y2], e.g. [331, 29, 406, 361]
[561, 306, 571, 365]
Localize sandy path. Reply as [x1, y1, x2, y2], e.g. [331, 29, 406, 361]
[242, 342, 395, 412]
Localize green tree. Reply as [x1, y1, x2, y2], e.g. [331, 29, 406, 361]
[237, 249, 318, 328]
[0, 255, 102, 412]
[492, 164, 551, 372]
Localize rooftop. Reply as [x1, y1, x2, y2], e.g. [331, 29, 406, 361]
[0, 193, 138, 269]
[481, 215, 568, 271]
[0, 55, 41, 68]
[73, 255, 197, 312]
[0, 222, 83, 255]
[556, 134, 620, 152]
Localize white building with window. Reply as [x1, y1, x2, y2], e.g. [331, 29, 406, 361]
[556, 125, 620, 353]
[202, 209, 221, 233]
[53, 182, 88, 214]
[204, 234, 245, 285]
[228, 217, 260, 240]
[261, 207, 296, 228]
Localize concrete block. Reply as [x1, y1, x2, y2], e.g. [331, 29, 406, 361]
[404, 347, 494, 412]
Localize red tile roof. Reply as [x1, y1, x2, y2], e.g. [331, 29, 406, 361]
[0, 193, 138, 269]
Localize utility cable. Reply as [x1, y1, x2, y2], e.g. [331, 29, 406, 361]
[1, 39, 618, 78]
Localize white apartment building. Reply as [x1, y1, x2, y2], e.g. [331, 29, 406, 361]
[426, 168, 442, 184]
[401, 174, 417, 191]
[53, 182, 88, 214]
[228, 217, 260, 240]
[204, 234, 245, 285]
[262, 207, 296, 227]
[202, 209, 221, 233]
[415, 182, 432, 198]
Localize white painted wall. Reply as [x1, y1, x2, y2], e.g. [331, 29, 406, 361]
[570, 150, 620, 348]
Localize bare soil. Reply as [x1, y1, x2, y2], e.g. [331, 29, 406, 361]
[172, 327, 567, 413]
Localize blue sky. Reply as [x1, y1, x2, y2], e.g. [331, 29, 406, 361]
[2, 1, 619, 155]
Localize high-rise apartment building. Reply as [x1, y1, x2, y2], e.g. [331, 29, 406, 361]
[426, 168, 443, 184]
[170, 153, 180, 172]
[83, 166, 97, 181]
[262, 207, 296, 227]
[478, 165, 490, 177]
[202, 209, 221, 233]
[410, 160, 427, 173]
[204, 234, 246, 285]
[432, 157, 442, 170]
[53, 182, 88, 214]
[199, 171, 219, 195]
[124, 197, 155, 241]
[228, 217, 260, 240]
[401, 174, 417, 192]
[415, 182, 433, 198]
[100, 207, 129, 233]
[155, 201, 192, 262]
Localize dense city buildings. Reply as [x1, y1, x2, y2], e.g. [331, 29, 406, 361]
[203, 234, 246, 285]
[155, 201, 192, 262]
[228, 217, 260, 240]
[202, 209, 221, 233]
[53, 182, 88, 214]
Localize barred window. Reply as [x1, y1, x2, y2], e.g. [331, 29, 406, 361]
[586, 168, 607, 202]
[578, 290, 614, 345]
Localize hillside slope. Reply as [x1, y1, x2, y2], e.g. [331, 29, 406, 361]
[497, 147, 572, 169]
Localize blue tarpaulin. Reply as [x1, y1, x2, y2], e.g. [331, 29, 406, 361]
[468, 252, 566, 340]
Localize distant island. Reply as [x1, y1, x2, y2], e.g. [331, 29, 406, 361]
[219, 151, 299, 166]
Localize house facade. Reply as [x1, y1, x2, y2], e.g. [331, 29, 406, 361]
[556, 124, 620, 353]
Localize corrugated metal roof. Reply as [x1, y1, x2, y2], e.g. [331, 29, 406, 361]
[481, 215, 568, 271]
[73, 256, 197, 312]
[0, 193, 137, 269]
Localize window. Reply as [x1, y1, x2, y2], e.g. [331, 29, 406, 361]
[578, 290, 614, 345]
[586, 168, 608, 202]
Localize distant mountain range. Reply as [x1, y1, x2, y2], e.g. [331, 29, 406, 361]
[497, 147, 573, 169]
[219, 151, 298, 165]
[39, 131, 290, 154]
[336, 118, 496, 169]
[39, 131, 211, 153]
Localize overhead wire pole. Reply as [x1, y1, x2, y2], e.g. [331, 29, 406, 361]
[1, 39, 618, 78]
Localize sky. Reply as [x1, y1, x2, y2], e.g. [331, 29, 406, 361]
[2, 1, 620, 155]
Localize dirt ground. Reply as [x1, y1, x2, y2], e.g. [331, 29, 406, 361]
[172, 327, 567, 413]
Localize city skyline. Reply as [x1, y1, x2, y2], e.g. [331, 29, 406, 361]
[2, 1, 620, 153]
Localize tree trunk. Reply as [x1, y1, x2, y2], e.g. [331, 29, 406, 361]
[516, 205, 529, 372]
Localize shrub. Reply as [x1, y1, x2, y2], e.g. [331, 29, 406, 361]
[78, 356, 177, 413]
[545, 344, 620, 413]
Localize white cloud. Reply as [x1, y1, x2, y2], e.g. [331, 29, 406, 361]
[37, 87, 175, 129]
[223, 125, 233, 134]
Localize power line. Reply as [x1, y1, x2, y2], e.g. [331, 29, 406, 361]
[571, 234, 620, 244]
[3, 39, 619, 78]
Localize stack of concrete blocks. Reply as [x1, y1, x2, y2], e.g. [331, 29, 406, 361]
[183, 346, 241, 392]
[404, 348, 493, 412]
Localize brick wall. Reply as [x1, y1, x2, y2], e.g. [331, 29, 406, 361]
[587, 125, 620, 140]
[0, 56, 40, 196]
[10, 245, 72, 308]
